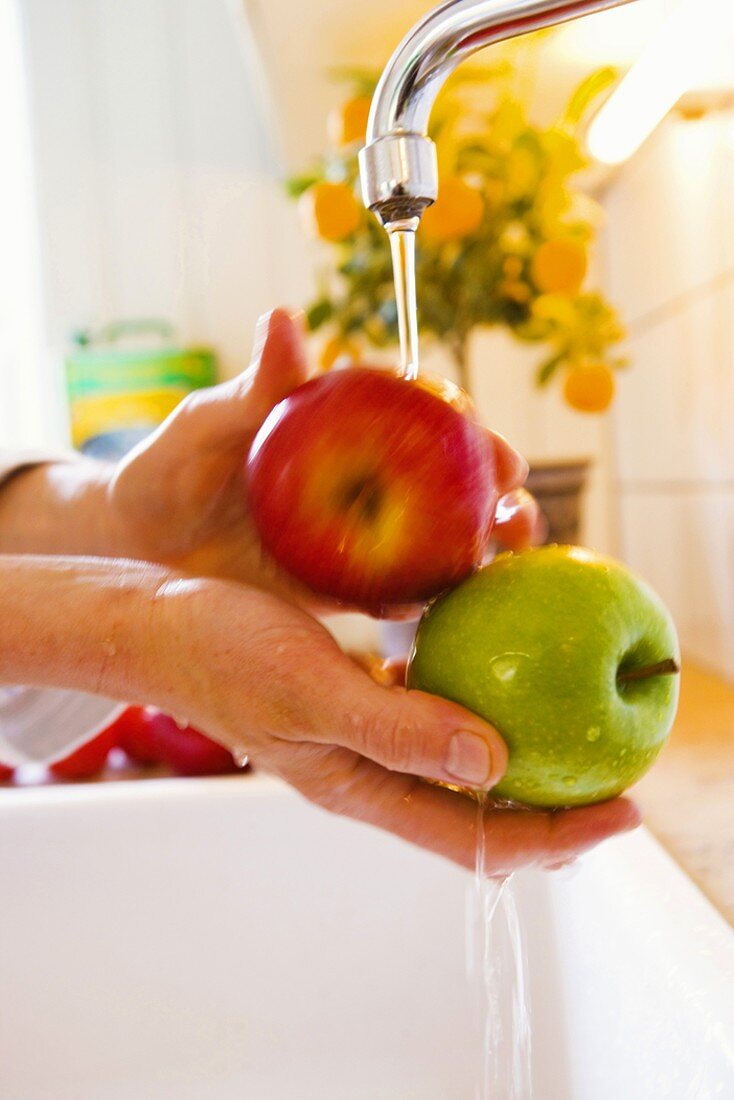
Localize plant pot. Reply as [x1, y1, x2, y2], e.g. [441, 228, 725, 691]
[526, 459, 591, 545]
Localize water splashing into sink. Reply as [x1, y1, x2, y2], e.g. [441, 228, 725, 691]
[470, 795, 532, 1098]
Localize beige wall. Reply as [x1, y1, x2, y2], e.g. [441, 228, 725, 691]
[463, 326, 617, 556]
[603, 112, 734, 680]
[249, 0, 666, 166]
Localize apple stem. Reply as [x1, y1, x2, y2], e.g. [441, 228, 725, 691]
[617, 658, 680, 685]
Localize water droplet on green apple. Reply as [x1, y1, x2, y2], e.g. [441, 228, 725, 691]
[489, 653, 524, 683]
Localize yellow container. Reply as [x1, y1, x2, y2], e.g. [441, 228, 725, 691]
[65, 320, 217, 458]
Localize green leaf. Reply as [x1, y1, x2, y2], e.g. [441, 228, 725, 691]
[455, 144, 500, 174]
[306, 299, 334, 331]
[562, 66, 618, 127]
[514, 318, 551, 343]
[284, 173, 321, 198]
[327, 67, 379, 95]
[537, 354, 564, 386]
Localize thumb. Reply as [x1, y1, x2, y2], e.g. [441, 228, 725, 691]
[174, 308, 309, 448]
[278, 646, 509, 791]
[241, 307, 309, 429]
[493, 488, 547, 551]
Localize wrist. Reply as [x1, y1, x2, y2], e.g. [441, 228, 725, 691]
[0, 555, 173, 707]
[0, 458, 121, 558]
[141, 573, 229, 728]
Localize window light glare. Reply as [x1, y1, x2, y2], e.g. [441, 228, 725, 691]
[587, 0, 733, 165]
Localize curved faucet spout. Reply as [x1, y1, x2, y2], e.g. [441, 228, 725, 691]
[359, 0, 636, 226]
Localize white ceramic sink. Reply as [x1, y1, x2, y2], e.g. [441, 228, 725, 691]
[1, 775, 732, 1099]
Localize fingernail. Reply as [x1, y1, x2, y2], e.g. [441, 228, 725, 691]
[252, 309, 274, 352]
[286, 306, 306, 331]
[445, 731, 492, 788]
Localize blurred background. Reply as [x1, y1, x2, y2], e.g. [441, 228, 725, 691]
[1, 3, 733, 1092]
[1, 0, 732, 678]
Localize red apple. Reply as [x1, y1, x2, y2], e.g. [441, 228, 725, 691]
[0, 763, 14, 782]
[247, 366, 497, 611]
[50, 727, 116, 781]
[147, 712, 241, 777]
[110, 706, 161, 766]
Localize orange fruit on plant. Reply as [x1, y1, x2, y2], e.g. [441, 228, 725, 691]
[531, 238, 587, 294]
[320, 335, 362, 371]
[328, 95, 372, 147]
[420, 178, 485, 245]
[300, 181, 362, 242]
[499, 279, 531, 304]
[563, 363, 615, 413]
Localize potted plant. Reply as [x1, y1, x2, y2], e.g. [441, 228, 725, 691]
[287, 49, 627, 543]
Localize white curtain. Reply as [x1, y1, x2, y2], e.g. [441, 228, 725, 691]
[0, 0, 63, 449]
[11, 0, 287, 396]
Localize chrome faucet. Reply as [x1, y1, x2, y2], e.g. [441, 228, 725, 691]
[359, 0, 637, 228]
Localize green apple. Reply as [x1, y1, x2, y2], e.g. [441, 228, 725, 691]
[407, 545, 680, 808]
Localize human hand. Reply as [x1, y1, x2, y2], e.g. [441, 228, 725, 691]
[0, 549, 638, 873]
[106, 309, 543, 609]
[0, 309, 542, 607]
[151, 575, 640, 875]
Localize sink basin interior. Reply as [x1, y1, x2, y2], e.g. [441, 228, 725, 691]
[1, 775, 732, 1099]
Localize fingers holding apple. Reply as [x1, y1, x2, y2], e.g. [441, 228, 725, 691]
[105, 309, 310, 573]
[247, 366, 499, 611]
[347, 651, 406, 687]
[490, 431, 529, 497]
[359, 654, 409, 688]
[492, 487, 547, 551]
[107, 304, 535, 619]
[474, 795, 643, 876]
[258, 626, 509, 792]
[408, 545, 680, 809]
[235, 325, 657, 865]
[271, 737, 640, 875]
[170, 308, 310, 450]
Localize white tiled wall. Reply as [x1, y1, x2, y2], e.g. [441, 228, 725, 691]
[620, 489, 734, 677]
[603, 112, 734, 680]
[0, 0, 55, 449]
[464, 328, 617, 555]
[19, 0, 304, 388]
